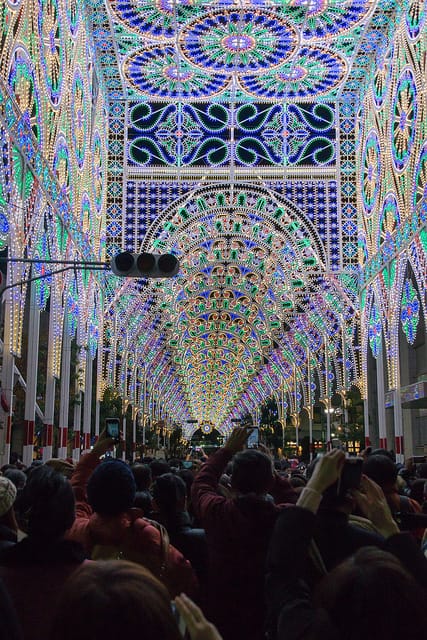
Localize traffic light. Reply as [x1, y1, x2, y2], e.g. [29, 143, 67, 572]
[110, 252, 180, 278]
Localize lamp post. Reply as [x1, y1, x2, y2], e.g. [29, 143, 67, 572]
[324, 405, 334, 451]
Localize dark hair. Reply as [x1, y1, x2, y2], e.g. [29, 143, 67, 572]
[362, 454, 397, 489]
[3, 468, 27, 490]
[176, 469, 194, 499]
[152, 473, 186, 517]
[409, 478, 425, 505]
[133, 490, 152, 515]
[87, 460, 136, 516]
[18, 465, 75, 539]
[231, 450, 273, 494]
[314, 546, 427, 640]
[131, 464, 152, 491]
[416, 462, 427, 478]
[49, 561, 182, 640]
[149, 459, 171, 479]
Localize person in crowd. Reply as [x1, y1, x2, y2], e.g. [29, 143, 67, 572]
[362, 454, 422, 520]
[150, 459, 171, 481]
[301, 455, 386, 583]
[191, 426, 297, 640]
[265, 449, 427, 640]
[3, 468, 26, 491]
[152, 473, 208, 584]
[0, 466, 85, 640]
[45, 458, 75, 479]
[0, 577, 22, 640]
[49, 560, 221, 640]
[67, 430, 197, 599]
[131, 463, 152, 491]
[0, 476, 18, 552]
[133, 490, 153, 516]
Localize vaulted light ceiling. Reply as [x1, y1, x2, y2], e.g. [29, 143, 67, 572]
[91, 0, 397, 434]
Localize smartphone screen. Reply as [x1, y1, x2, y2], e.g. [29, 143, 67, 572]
[105, 418, 120, 442]
[338, 458, 363, 495]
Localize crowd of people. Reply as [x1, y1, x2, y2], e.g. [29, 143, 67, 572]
[0, 428, 426, 640]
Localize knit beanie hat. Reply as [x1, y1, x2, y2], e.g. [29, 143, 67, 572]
[0, 476, 17, 518]
[87, 460, 136, 516]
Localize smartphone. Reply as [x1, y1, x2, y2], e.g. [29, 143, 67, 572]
[105, 418, 120, 443]
[338, 457, 363, 496]
[171, 602, 187, 638]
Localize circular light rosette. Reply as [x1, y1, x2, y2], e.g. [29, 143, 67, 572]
[92, 131, 104, 212]
[287, 0, 373, 40]
[405, 0, 427, 40]
[400, 279, 420, 345]
[38, 0, 65, 106]
[378, 193, 400, 254]
[124, 47, 230, 99]
[361, 130, 381, 214]
[109, 0, 201, 39]
[8, 46, 42, 146]
[372, 43, 393, 109]
[238, 46, 346, 100]
[412, 140, 427, 223]
[180, 9, 299, 73]
[71, 68, 87, 168]
[391, 69, 418, 172]
[53, 136, 71, 203]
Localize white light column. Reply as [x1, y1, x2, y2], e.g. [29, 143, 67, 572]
[82, 350, 93, 453]
[0, 297, 15, 467]
[23, 282, 40, 466]
[376, 343, 387, 450]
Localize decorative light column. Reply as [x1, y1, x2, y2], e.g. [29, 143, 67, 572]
[0, 296, 15, 466]
[72, 356, 82, 462]
[376, 341, 387, 449]
[58, 316, 72, 459]
[23, 282, 40, 466]
[82, 349, 93, 452]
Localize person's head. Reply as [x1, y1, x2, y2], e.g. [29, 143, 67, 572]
[87, 459, 136, 516]
[362, 454, 397, 492]
[369, 448, 395, 461]
[409, 478, 425, 505]
[231, 449, 273, 495]
[416, 462, 427, 479]
[314, 546, 427, 640]
[18, 465, 75, 539]
[149, 459, 171, 480]
[152, 473, 187, 516]
[0, 476, 17, 529]
[49, 561, 182, 640]
[3, 468, 26, 490]
[131, 463, 152, 491]
[133, 490, 152, 515]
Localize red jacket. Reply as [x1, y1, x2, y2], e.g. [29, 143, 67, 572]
[191, 448, 297, 640]
[67, 451, 197, 598]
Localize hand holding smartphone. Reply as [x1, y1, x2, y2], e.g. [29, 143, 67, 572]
[105, 418, 121, 443]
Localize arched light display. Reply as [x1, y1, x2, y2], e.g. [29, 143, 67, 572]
[0, 0, 426, 458]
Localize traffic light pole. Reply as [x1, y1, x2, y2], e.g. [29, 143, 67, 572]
[0, 257, 108, 297]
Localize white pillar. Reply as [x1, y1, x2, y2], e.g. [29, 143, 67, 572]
[0, 298, 14, 467]
[364, 396, 371, 449]
[23, 283, 40, 466]
[122, 414, 126, 461]
[326, 405, 332, 451]
[58, 324, 72, 459]
[72, 372, 82, 463]
[376, 345, 387, 450]
[82, 350, 93, 453]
